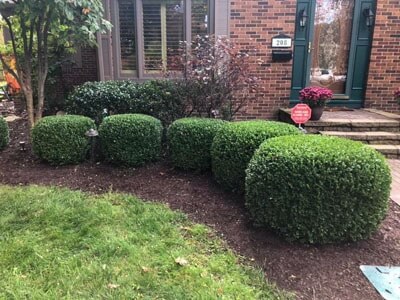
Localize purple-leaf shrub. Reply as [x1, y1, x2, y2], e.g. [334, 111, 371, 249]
[168, 35, 262, 120]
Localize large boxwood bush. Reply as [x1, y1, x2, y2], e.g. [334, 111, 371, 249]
[245, 135, 391, 244]
[65, 80, 187, 125]
[65, 81, 135, 124]
[32, 115, 95, 165]
[211, 120, 300, 193]
[99, 114, 162, 166]
[167, 118, 226, 171]
[0, 117, 9, 151]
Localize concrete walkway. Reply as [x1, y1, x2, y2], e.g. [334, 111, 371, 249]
[388, 159, 400, 205]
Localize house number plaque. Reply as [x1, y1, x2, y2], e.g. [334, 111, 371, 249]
[271, 34, 292, 48]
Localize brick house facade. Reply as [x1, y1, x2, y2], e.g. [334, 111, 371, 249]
[63, 0, 400, 119]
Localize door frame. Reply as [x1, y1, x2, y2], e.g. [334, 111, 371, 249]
[290, 0, 376, 108]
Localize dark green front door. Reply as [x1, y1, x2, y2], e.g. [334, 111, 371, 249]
[290, 0, 375, 107]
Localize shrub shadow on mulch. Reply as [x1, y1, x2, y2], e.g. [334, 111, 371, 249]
[1, 119, 399, 300]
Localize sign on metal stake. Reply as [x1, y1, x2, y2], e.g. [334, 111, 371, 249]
[291, 103, 311, 133]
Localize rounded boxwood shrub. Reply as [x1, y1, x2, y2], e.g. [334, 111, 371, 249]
[0, 117, 9, 151]
[245, 135, 391, 244]
[211, 120, 300, 193]
[167, 118, 226, 171]
[99, 114, 162, 166]
[32, 115, 95, 165]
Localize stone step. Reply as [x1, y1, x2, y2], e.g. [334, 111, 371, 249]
[368, 145, 400, 159]
[320, 131, 400, 145]
[278, 108, 400, 133]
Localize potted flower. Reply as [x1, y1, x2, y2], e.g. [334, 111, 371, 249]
[394, 87, 400, 104]
[299, 86, 333, 120]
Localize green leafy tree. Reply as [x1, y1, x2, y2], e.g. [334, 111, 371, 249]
[0, 0, 111, 128]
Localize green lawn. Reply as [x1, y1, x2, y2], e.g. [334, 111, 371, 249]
[0, 185, 291, 299]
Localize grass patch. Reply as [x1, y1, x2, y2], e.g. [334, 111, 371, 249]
[0, 185, 290, 299]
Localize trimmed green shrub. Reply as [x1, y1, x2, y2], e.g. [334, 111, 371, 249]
[99, 114, 162, 166]
[0, 117, 9, 151]
[32, 115, 95, 165]
[65, 80, 187, 125]
[167, 118, 226, 171]
[65, 81, 136, 124]
[245, 135, 391, 244]
[211, 120, 300, 193]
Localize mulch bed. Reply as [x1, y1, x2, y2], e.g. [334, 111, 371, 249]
[1, 118, 399, 300]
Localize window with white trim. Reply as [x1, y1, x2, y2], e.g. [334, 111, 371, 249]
[115, 0, 211, 79]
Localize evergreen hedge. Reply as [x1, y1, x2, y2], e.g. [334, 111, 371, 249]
[99, 114, 162, 166]
[65, 80, 187, 125]
[0, 117, 9, 151]
[245, 135, 391, 244]
[167, 118, 226, 171]
[211, 120, 300, 193]
[32, 115, 95, 165]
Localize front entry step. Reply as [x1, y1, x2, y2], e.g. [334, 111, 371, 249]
[320, 131, 400, 145]
[278, 108, 400, 133]
[369, 145, 400, 159]
[320, 131, 400, 158]
[278, 108, 400, 158]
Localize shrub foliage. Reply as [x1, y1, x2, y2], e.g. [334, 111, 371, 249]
[0, 117, 9, 151]
[211, 121, 300, 193]
[245, 135, 391, 244]
[65, 80, 187, 125]
[32, 115, 95, 165]
[167, 118, 226, 171]
[99, 114, 162, 166]
[171, 35, 261, 120]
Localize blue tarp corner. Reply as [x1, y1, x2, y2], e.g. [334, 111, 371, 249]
[360, 265, 400, 300]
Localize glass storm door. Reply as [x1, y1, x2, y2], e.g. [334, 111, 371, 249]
[291, 0, 375, 107]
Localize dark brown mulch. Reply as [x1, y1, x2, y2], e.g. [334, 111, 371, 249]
[1, 118, 399, 300]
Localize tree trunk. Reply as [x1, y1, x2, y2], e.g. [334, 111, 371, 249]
[35, 77, 46, 124]
[23, 86, 35, 129]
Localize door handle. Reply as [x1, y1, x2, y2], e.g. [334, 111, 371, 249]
[308, 42, 313, 53]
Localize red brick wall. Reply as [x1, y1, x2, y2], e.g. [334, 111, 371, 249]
[46, 47, 98, 113]
[230, 0, 297, 119]
[60, 48, 99, 95]
[64, 0, 400, 118]
[365, 0, 400, 112]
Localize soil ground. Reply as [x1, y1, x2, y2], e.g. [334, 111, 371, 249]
[1, 118, 399, 300]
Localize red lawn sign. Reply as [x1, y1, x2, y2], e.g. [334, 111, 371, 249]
[291, 104, 311, 124]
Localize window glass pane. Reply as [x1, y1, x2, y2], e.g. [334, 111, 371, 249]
[119, 0, 137, 72]
[310, 0, 354, 94]
[143, 0, 184, 73]
[192, 0, 208, 37]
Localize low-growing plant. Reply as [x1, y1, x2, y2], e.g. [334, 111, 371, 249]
[245, 135, 391, 244]
[66, 80, 188, 125]
[99, 114, 162, 166]
[167, 118, 226, 171]
[0, 185, 291, 299]
[31, 115, 95, 165]
[211, 120, 300, 194]
[0, 117, 10, 151]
